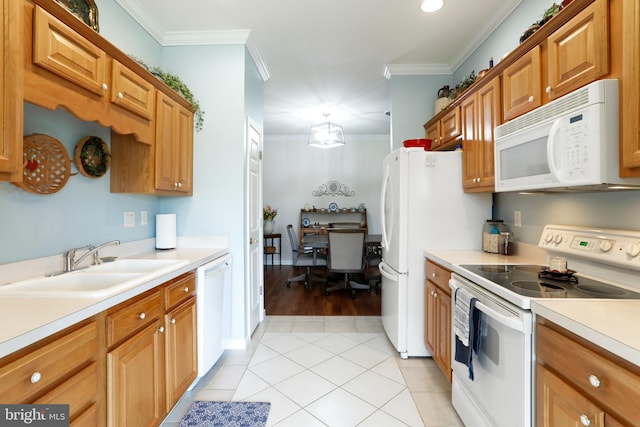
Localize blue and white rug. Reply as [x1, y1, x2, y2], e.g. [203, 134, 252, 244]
[179, 401, 271, 427]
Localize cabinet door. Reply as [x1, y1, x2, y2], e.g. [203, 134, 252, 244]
[502, 45, 542, 121]
[0, 0, 23, 181]
[424, 280, 438, 355]
[437, 290, 451, 383]
[460, 93, 479, 189]
[165, 298, 197, 409]
[111, 60, 155, 121]
[155, 91, 193, 194]
[537, 364, 606, 427]
[440, 106, 462, 146]
[546, 0, 609, 101]
[476, 77, 501, 190]
[32, 6, 106, 96]
[621, 0, 640, 172]
[425, 121, 440, 149]
[107, 320, 165, 427]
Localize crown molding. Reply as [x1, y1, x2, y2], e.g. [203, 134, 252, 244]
[383, 64, 452, 79]
[113, 0, 270, 81]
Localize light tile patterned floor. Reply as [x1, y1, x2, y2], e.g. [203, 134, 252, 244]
[161, 316, 463, 427]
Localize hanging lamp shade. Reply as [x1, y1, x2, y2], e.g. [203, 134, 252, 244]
[308, 114, 345, 148]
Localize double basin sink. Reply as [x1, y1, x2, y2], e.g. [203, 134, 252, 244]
[0, 259, 189, 298]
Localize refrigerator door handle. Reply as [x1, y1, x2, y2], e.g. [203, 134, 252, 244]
[378, 261, 397, 281]
[380, 164, 391, 249]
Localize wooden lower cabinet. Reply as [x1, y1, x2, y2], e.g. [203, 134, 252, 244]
[536, 318, 640, 426]
[0, 319, 104, 426]
[165, 298, 197, 409]
[107, 320, 166, 427]
[424, 259, 452, 382]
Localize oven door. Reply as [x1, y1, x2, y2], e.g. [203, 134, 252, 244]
[449, 274, 533, 427]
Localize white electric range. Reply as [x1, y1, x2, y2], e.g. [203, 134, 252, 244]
[449, 224, 640, 427]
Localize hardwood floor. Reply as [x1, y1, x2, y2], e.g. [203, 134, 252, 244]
[264, 265, 381, 316]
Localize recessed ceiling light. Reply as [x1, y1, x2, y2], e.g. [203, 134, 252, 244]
[421, 0, 444, 12]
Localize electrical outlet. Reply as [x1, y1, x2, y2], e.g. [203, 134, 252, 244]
[514, 210, 522, 227]
[124, 211, 135, 228]
[141, 210, 148, 226]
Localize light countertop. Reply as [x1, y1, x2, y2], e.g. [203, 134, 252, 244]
[424, 244, 640, 368]
[0, 241, 228, 359]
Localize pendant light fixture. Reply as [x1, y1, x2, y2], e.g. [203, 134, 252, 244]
[421, 0, 443, 12]
[308, 113, 345, 149]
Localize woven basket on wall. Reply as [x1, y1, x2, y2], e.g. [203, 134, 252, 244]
[13, 134, 71, 195]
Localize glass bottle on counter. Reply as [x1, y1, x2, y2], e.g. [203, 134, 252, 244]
[499, 231, 514, 255]
[483, 220, 507, 253]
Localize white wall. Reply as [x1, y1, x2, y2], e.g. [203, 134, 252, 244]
[263, 134, 389, 264]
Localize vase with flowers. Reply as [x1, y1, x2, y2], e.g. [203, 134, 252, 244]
[263, 206, 278, 234]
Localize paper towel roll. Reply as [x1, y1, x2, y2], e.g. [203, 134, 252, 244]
[156, 214, 177, 249]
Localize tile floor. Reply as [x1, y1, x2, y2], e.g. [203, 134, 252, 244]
[161, 316, 463, 427]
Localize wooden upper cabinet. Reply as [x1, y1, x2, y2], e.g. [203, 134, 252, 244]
[502, 45, 542, 121]
[425, 121, 440, 149]
[440, 105, 462, 146]
[546, 0, 609, 100]
[0, 0, 23, 182]
[621, 0, 640, 173]
[155, 91, 193, 195]
[111, 60, 155, 121]
[462, 77, 501, 192]
[32, 5, 106, 97]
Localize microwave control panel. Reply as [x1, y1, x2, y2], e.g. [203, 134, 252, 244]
[562, 111, 591, 178]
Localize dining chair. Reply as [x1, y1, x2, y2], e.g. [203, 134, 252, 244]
[325, 229, 370, 298]
[285, 224, 327, 289]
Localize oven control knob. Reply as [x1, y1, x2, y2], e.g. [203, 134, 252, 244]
[553, 234, 563, 244]
[599, 240, 613, 252]
[544, 233, 554, 243]
[626, 243, 640, 258]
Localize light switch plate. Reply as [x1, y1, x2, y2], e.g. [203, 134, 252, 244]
[514, 210, 522, 227]
[124, 211, 135, 228]
[141, 211, 148, 226]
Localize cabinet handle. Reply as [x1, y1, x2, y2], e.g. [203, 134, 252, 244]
[177, 182, 183, 188]
[102, 83, 108, 90]
[579, 414, 591, 426]
[171, 318, 176, 324]
[432, 272, 437, 278]
[546, 86, 552, 94]
[183, 286, 189, 293]
[158, 326, 165, 333]
[434, 291, 438, 299]
[588, 374, 601, 388]
[117, 92, 124, 99]
[30, 371, 42, 384]
[528, 96, 534, 102]
[138, 312, 146, 320]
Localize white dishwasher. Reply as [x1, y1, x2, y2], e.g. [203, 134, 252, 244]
[196, 253, 232, 377]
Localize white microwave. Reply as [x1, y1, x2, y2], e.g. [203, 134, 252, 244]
[494, 79, 640, 192]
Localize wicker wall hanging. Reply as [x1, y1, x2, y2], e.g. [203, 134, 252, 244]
[74, 135, 110, 178]
[13, 134, 72, 194]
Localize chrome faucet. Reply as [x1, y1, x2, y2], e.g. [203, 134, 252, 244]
[63, 240, 120, 272]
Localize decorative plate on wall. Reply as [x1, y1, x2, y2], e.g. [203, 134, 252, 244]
[13, 134, 72, 194]
[302, 218, 311, 227]
[328, 203, 338, 212]
[74, 136, 110, 178]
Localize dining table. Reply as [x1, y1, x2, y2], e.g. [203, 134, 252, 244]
[302, 233, 382, 265]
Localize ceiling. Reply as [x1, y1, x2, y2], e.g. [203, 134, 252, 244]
[115, 0, 522, 136]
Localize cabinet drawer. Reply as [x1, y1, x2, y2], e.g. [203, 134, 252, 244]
[440, 106, 462, 145]
[107, 289, 163, 347]
[33, 362, 98, 421]
[0, 321, 97, 403]
[165, 272, 196, 310]
[32, 6, 106, 96]
[111, 60, 155, 120]
[425, 260, 451, 292]
[537, 322, 640, 424]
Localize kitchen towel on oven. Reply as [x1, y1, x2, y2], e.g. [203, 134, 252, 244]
[454, 287, 482, 380]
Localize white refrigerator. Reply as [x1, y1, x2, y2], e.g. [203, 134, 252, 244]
[378, 148, 492, 357]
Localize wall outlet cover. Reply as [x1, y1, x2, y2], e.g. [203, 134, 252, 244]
[124, 211, 135, 228]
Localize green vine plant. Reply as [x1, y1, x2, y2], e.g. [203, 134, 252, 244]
[129, 56, 204, 132]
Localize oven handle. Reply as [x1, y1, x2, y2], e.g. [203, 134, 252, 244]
[473, 301, 526, 333]
[450, 278, 528, 333]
